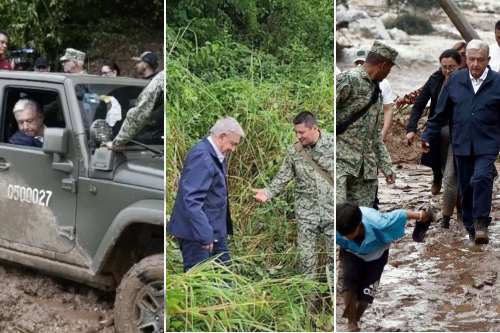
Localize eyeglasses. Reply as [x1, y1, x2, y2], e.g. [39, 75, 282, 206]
[101, 71, 113, 77]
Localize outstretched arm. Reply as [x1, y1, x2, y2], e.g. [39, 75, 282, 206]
[253, 151, 294, 202]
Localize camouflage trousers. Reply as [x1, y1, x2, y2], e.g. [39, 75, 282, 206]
[336, 172, 378, 207]
[297, 218, 334, 290]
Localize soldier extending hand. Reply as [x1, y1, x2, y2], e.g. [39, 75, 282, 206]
[252, 111, 334, 287]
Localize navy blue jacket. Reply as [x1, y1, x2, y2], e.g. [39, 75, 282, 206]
[9, 131, 43, 148]
[422, 68, 500, 156]
[168, 138, 232, 244]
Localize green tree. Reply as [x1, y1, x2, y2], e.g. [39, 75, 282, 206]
[0, 0, 163, 66]
[166, 0, 333, 60]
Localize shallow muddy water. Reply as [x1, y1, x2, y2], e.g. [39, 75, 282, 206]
[336, 164, 500, 332]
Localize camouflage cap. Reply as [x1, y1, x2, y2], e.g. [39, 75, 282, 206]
[353, 48, 369, 64]
[60, 48, 85, 63]
[369, 41, 399, 66]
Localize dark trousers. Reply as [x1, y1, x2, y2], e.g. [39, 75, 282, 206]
[455, 154, 496, 232]
[424, 136, 444, 183]
[178, 237, 231, 272]
[341, 248, 389, 303]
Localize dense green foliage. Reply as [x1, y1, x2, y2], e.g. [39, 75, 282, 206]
[0, 0, 162, 67]
[167, 0, 332, 60]
[167, 0, 333, 331]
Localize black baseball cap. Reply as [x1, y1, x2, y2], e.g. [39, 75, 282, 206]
[132, 51, 158, 70]
[34, 57, 48, 68]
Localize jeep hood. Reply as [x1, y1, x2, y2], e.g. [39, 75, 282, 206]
[113, 152, 164, 191]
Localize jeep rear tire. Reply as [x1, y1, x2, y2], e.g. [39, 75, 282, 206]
[114, 254, 164, 333]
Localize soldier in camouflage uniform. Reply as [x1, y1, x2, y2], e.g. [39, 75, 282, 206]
[336, 41, 399, 207]
[252, 112, 334, 287]
[109, 70, 164, 148]
[60, 48, 86, 74]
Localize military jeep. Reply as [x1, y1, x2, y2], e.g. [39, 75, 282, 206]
[0, 72, 164, 332]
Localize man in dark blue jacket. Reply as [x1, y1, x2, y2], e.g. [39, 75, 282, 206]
[168, 117, 244, 271]
[422, 39, 500, 245]
[9, 99, 45, 148]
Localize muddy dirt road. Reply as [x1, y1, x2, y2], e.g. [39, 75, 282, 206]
[336, 163, 500, 332]
[0, 264, 114, 333]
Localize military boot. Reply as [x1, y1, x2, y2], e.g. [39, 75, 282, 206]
[474, 218, 490, 244]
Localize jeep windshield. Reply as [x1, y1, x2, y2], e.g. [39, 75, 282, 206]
[75, 83, 163, 146]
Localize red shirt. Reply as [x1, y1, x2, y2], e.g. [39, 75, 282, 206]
[0, 58, 12, 70]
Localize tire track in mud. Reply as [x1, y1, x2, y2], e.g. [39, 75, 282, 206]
[0, 263, 114, 333]
[337, 164, 500, 332]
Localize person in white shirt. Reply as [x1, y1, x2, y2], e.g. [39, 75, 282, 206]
[488, 21, 500, 72]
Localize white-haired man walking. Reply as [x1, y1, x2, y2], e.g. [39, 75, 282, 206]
[168, 117, 245, 271]
[422, 39, 500, 245]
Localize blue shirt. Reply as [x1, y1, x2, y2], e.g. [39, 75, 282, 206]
[337, 207, 408, 261]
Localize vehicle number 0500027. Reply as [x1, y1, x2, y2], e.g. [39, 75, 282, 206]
[7, 185, 53, 207]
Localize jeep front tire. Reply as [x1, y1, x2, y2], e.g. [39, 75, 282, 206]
[114, 254, 164, 333]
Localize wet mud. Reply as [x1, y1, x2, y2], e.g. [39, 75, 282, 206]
[0, 263, 114, 333]
[336, 163, 500, 332]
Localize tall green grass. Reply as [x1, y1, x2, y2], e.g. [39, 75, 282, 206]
[167, 243, 332, 331]
[167, 18, 334, 331]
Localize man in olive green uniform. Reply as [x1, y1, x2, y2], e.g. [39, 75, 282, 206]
[253, 112, 334, 287]
[107, 70, 164, 149]
[60, 48, 86, 74]
[336, 41, 399, 207]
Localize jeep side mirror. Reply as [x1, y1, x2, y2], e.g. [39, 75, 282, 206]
[43, 128, 69, 155]
[43, 128, 73, 173]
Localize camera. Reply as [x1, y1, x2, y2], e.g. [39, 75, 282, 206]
[10, 48, 37, 71]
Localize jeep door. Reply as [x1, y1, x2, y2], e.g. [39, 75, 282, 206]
[0, 81, 77, 253]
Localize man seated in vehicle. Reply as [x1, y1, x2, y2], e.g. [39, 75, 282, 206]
[9, 99, 45, 147]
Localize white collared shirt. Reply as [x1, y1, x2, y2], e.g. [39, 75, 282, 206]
[469, 67, 489, 94]
[207, 136, 225, 163]
[489, 42, 500, 72]
[34, 126, 47, 143]
[379, 79, 395, 105]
